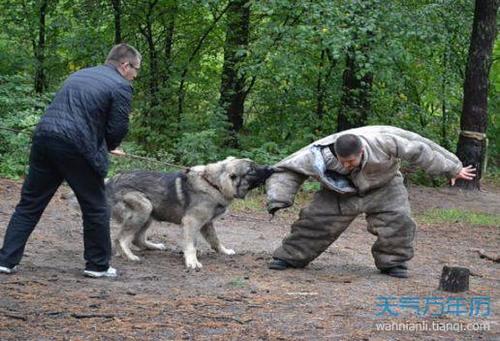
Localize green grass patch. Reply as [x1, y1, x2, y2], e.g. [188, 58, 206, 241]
[230, 189, 267, 212]
[230, 186, 315, 215]
[418, 208, 500, 227]
[483, 168, 500, 188]
[227, 277, 247, 288]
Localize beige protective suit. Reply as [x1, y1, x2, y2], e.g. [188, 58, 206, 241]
[267, 126, 463, 270]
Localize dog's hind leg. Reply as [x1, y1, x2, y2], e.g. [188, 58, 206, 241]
[133, 218, 167, 251]
[115, 192, 154, 261]
[111, 202, 129, 258]
[200, 223, 235, 256]
[117, 232, 141, 261]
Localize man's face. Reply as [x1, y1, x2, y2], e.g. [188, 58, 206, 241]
[119, 58, 141, 81]
[337, 150, 363, 172]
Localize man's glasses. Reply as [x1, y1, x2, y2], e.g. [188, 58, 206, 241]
[128, 63, 140, 71]
[122, 61, 140, 71]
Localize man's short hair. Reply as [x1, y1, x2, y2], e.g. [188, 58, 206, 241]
[105, 43, 142, 66]
[333, 134, 363, 157]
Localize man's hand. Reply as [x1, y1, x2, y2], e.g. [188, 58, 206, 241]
[450, 165, 476, 186]
[110, 148, 126, 157]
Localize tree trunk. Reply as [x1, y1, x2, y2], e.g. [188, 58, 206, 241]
[162, 1, 177, 85]
[315, 49, 326, 121]
[146, 22, 159, 107]
[177, 3, 230, 118]
[337, 47, 373, 132]
[139, 0, 160, 108]
[441, 47, 450, 150]
[34, 0, 48, 94]
[315, 49, 337, 131]
[218, 0, 251, 147]
[455, 0, 498, 190]
[111, 0, 122, 44]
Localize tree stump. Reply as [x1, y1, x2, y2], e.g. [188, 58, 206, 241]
[438, 266, 470, 292]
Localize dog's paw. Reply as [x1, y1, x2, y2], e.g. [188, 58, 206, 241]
[127, 254, 141, 262]
[220, 247, 236, 256]
[185, 256, 203, 270]
[146, 242, 167, 251]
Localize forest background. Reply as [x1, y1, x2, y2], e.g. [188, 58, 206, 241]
[0, 0, 498, 188]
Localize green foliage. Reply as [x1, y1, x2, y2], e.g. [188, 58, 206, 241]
[108, 141, 179, 176]
[174, 129, 224, 166]
[239, 142, 286, 165]
[418, 208, 500, 227]
[227, 277, 247, 288]
[484, 166, 500, 187]
[0, 133, 31, 179]
[488, 40, 500, 166]
[405, 169, 447, 187]
[0, 0, 497, 186]
[0, 75, 51, 178]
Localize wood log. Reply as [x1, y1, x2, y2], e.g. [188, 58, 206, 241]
[438, 266, 470, 292]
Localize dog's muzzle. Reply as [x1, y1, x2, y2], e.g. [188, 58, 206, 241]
[247, 166, 275, 191]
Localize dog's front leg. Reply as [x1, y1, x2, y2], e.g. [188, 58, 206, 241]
[200, 223, 235, 256]
[181, 216, 203, 270]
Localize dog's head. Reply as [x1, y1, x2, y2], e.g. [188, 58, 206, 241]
[204, 157, 274, 199]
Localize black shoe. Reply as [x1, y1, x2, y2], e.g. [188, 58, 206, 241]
[268, 258, 292, 270]
[380, 266, 408, 278]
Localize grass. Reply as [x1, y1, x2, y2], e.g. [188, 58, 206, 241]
[417, 208, 500, 227]
[230, 186, 316, 215]
[230, 190, 267, 212]
[482, 168, 500, 189]
[227, 277, 247, 288]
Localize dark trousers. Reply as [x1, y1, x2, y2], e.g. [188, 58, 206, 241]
[0, 135, 111, 271]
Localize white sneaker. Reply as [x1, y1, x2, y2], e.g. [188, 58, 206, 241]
[83, 266, 117, 278]
[0, 265, 17, 274]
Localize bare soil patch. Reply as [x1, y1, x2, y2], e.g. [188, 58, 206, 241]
[0, 178, 498, 340]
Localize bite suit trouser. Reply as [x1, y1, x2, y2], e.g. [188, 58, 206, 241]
[273, 175, 416, 270]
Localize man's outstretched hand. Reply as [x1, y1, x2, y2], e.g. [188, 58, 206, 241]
[110, 148, 126, 156]
[450, 165, 476, 186]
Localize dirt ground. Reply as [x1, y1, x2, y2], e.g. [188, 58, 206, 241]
[0, 178, 498, 340]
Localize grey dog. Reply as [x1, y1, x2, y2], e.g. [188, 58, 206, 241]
[106, 157, 273, 269]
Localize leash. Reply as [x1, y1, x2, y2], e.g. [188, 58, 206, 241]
[111, 152, 186, 169]
[0, 125, 187, 169]
[0, 126, 34, 136]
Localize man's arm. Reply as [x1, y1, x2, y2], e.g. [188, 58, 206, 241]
[381, 134, 464, 179]
[266, 171, 307, 214]
[106, 84, 132, 151]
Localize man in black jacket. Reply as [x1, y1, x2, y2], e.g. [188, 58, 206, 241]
[0, 43, 141, 278]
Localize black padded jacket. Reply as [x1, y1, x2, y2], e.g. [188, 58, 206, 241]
[34, 64, 133, 177]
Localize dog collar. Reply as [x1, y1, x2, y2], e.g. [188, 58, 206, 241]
[201, 173, 223, 195]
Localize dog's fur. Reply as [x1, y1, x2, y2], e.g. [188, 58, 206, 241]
[105, 157, 273, 269]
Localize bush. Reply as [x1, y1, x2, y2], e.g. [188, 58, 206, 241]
[239, 142, 287, 165]
[174, 129, 223, 166]
[0, 75, 52, 178]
